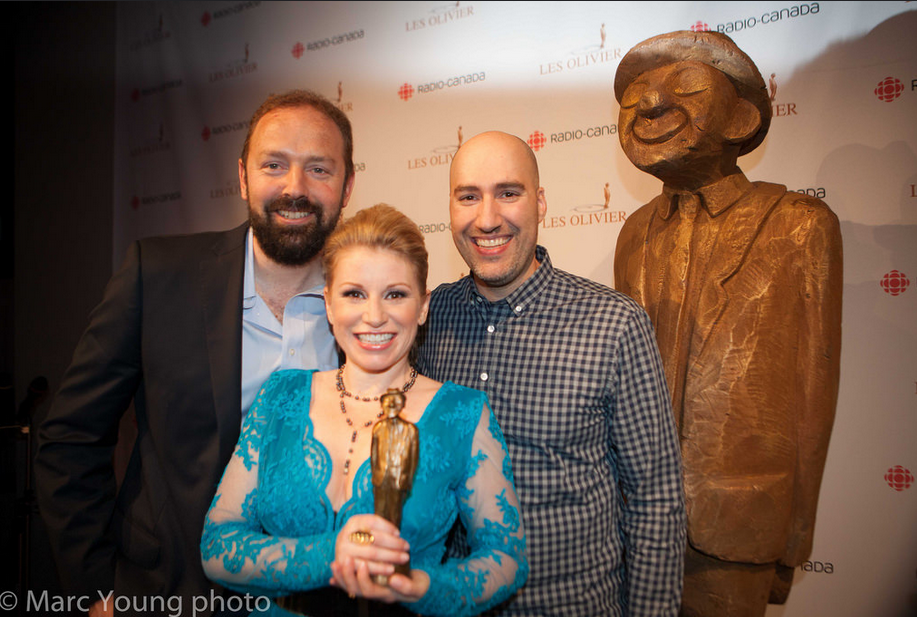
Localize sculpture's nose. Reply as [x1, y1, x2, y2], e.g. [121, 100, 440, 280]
[636, 86, 667, 117]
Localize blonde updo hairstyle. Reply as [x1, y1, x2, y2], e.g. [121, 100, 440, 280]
[322, 204, 429, 293]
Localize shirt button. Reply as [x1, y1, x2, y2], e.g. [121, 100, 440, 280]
[289, 349, 296, 356]
[480, 372, 489, 382]
[486, 325, 495, 333]
[514, 305, 523, 313]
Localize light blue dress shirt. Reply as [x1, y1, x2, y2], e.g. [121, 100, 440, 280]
[240, 229, 339, 416]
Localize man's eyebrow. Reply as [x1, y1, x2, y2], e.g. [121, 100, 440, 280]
[494, 181, 525, 192]
[256, 150, 336, 164]
[452, 181, 526, 194]
[452, 184, 480, 194]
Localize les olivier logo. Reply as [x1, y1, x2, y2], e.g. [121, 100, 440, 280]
[129, 123, 171, 157]
[334, 81, 353, 113]
[539, 22, 621, 76]
[208, 43, 257, 84]
[542, 181, 627, 230]
[407, 128, 463, 170]
[768, 73, 798, 118]
[127, 14, 171, 51]
[405, 1, 475, 31]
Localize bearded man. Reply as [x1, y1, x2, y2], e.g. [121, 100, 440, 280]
[36, 90, 354, 616]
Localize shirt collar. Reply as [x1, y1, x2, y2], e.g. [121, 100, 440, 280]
[462, 245, 554, 311]
[242, 228, 326, 310]
[243, 228, 257, 308]
[658, 169, 754, 220]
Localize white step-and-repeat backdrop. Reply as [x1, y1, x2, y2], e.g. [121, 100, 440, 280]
[114, 2, 916, 615]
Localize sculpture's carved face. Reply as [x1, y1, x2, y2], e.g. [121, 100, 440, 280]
[618, 60, 757, 188]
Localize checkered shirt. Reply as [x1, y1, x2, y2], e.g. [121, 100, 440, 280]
[417, 247, 685, 616]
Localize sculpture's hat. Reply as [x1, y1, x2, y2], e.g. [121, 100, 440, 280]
[614, 30, 772, 156]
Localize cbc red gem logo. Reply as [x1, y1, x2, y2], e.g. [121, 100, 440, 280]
[201, 12, 211, 27]
[527, 131, 546, 152]
[874, 77, 903, 102]
[885, 466, 913, 491]
[880, 270, 909, 296]
[201, 126, 211, 141]
[291, 42, 304, 59]
[398, 83, 414, 101]
[689, 21, 710, 32]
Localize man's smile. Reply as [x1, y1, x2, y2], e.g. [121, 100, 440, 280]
[632, 110, 688, 144]
[474, 236, 511, 249]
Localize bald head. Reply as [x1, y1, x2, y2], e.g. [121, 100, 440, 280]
[448, 131, 547, 301]
[451, 131, 540, 190]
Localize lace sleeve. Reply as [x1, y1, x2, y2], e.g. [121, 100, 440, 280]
[408, 403, 528, 616]
[200, 375, 336, 596]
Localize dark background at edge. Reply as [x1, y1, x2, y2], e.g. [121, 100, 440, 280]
[10, 2, 117, 608]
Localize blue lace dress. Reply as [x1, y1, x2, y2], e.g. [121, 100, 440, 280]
[201, 370, 527, 616]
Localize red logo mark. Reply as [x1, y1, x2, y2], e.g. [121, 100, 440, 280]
[201, 12, 211, 27]
[880, 270, 910, 296]
[527, 131, 546, 152]
[131, 196, 140, 210]
[291, 42, 304, 59]
[689, 21, 710, 32]
[201, 126, 211, 142]
[131, 89, 141, 102]
[885, 465, 913, 491]
[874, 77, 904, 102]
[398, 83, 414, 101]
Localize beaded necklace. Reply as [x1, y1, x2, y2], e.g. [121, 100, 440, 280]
[335, 364, 418, 475]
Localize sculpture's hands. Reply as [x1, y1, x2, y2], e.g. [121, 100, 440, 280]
[331, 556, 430, 604]
[331, 514, 410, 584]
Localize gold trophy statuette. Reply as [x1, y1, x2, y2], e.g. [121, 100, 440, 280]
[370, 388, 419, 585]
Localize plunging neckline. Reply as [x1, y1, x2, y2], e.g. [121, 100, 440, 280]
[303, 371, 446, 517]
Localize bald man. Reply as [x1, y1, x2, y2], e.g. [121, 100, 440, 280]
[417, 132, 686, 616]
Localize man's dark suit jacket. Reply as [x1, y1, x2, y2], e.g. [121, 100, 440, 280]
[36, 223, 249, 611]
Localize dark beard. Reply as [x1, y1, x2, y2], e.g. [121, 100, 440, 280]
[249, 195, 341, 266]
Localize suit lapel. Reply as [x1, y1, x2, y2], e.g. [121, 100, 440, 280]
[200, 223, 247, 462]
[625, 196, 666, 306]
[691, 182, 786, 363]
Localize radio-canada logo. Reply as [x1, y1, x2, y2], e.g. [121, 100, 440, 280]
[398, 83, 414, 101]
[874, 77, 904, 102]
[689, 21, 711, 32]
[527, 131, 546, 152]
[397, 72, 485, 101]
[880, 270, 909, 296]
[885, 465, 913, 491]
